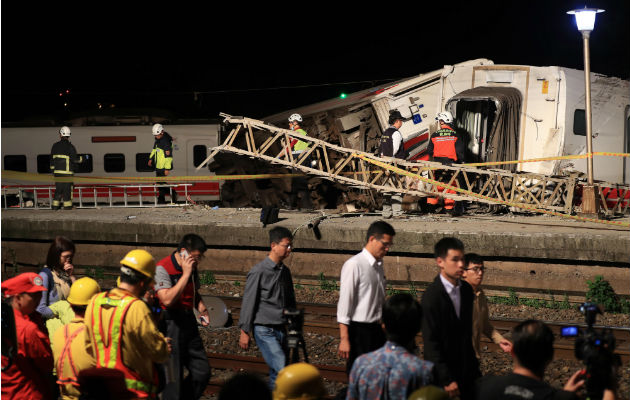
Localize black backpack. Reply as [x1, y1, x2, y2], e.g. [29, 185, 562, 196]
[260, 207, 279, 227]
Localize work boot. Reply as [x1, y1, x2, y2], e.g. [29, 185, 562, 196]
[51, 205, 61, 210]
[171, 191, 178, 204]
[64, 206, 73, 210]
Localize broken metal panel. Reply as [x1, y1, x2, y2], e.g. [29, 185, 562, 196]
[200, 114, 626, 216]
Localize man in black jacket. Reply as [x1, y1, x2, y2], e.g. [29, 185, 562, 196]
[50, 126, 84, 210]
[421, 237, 480, 399]
[379, 110, 407, 219]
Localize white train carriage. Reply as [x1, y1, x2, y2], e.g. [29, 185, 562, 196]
[1, 124, 220, 205]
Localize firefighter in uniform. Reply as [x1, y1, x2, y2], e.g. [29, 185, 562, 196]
[1, 273, 54, 400]
[379, 110, 407, 218]
[154, 234, 211, 400]
[51, 277, 101, 400]
[148, 123, 177, 204]
[287, 114, 313, 210]
[83, 250, 170, 399]
[426, 111, 466, 216]
[50, 126, 85, 210]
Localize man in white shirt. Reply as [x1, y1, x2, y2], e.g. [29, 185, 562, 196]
[337, 220, 395, 373]
[421, 237, 480, 400]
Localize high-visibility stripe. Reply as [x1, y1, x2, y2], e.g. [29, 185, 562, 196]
[56, 324, 86, 387]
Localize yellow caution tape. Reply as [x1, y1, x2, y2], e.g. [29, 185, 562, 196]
[1, 170, 303, 184]
[356, 154, 630, 228]
[463, 152, 629, 168]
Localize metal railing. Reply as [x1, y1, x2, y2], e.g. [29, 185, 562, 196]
[1, 184, 192, 209]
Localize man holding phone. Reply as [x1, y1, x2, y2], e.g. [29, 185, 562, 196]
[155, 234, 211, 400]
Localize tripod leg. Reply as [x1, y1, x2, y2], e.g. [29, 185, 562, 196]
[299, 337, 309, 364]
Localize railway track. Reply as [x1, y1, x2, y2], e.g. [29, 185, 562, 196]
[211, 296, 630, 363]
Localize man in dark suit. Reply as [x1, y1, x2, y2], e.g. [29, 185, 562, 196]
[421, 237, 480, 399]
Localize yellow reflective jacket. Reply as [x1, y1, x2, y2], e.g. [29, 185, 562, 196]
[149, 133, 174, 170]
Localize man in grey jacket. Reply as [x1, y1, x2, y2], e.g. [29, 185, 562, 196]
[238, 226, 296, 389]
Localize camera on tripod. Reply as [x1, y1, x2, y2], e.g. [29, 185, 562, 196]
[560, 302, 620, 400]
[283, 308, 308, 364]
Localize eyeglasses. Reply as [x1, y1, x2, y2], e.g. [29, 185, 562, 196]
[378, 239, 394, 248]
[467, 267, 485, 274]
[277, 243, 292, 250]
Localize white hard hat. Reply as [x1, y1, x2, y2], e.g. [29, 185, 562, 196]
[288, 114, 303, 123]
[436, 111, 453, 124]
[152, 123, 164, 136]
[59, 126, 71, 137]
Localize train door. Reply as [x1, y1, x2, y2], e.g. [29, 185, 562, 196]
[449, 99, 497, 163]
[185, 139, 220, 200]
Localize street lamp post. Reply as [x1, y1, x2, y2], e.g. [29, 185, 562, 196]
[567, 6, 604, 215]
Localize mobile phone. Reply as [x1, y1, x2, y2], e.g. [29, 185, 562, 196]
[180, 249, 189, 258]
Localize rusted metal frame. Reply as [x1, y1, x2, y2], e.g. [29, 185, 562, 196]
[246, 123, 258, 155]
[322, 147, 331, 174]
[331, 154, 354, 177]
[258, 131, 280, 155]
[544, 182, 563, 208]
[497, 176, 510, 202]
[518, 178, 544, 207]
[597, 185, 611, 213]
[195, 126, 239, 171]
[359, 159, 369, 184]
[226, 125, 242, 148]
[369, 171, 384, 185]
[296, 144, 318, 167]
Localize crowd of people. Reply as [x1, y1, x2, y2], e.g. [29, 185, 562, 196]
[0, 223, 619, 400]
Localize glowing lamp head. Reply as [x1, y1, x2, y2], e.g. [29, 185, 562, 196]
[567, 7, 604, 32]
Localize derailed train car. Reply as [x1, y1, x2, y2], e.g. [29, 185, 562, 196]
[265, 58, 630, 184]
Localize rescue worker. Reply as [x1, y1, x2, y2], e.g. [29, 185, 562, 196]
[1, 272, 54, 400]
[379, 110, 407, 218]
[155, 234, 211, 400]
[148, 123, 177, 204]
[272, 363, 326, 400]
[287, 114, 313, 210]
[51, 277, 101, 400]
[84, 249, 170, 399]
[50, 126, 85, 210]
[426, 111, 466, 216]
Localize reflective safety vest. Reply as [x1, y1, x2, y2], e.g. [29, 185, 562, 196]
[89, 292, 158, 398]
[429, 128, 461, 161]
[56, 324, 85, 392]
[149, 133, 174, 170]
[292, 128, 309, 152]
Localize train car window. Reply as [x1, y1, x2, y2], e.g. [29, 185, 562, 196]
[76, 154, 93, 173]
[37, 155, 51, 173]
[193, 145, 207, 167]
[573, 109, 586, 136]
[104, 153, 125, 173]
[4, 155, 27, 172]
[136, 153, 154, 172]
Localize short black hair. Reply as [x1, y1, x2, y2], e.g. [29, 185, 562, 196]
[269, 226, 292, 244]
[464, 253, 484, 267]
[178, 234, 207, 253]
[70, 304, 87, 314]
[434, 237, 464, 259]
[218, 372, 271, 400]
[366, 220, 396, 243]
[382, 293, 422, 345]
[512, 320, 554, 377]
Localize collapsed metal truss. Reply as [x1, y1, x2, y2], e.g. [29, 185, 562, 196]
[198, 114, 628, 215]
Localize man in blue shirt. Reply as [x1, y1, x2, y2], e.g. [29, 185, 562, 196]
[238, 226, 296, 390]
[347, 293, 434, 400]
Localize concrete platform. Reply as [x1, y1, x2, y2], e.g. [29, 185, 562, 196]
[2, 207, 628, 262]
[2, 207, 629, 298]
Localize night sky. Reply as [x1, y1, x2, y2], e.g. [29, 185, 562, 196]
[2, 1, 628, 124]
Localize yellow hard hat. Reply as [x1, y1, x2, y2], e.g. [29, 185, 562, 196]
[120, 249, 156, 279]
[273, 363, 325, 400]
[67, 277, 101, 306]
[407, 385, 449, 400]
